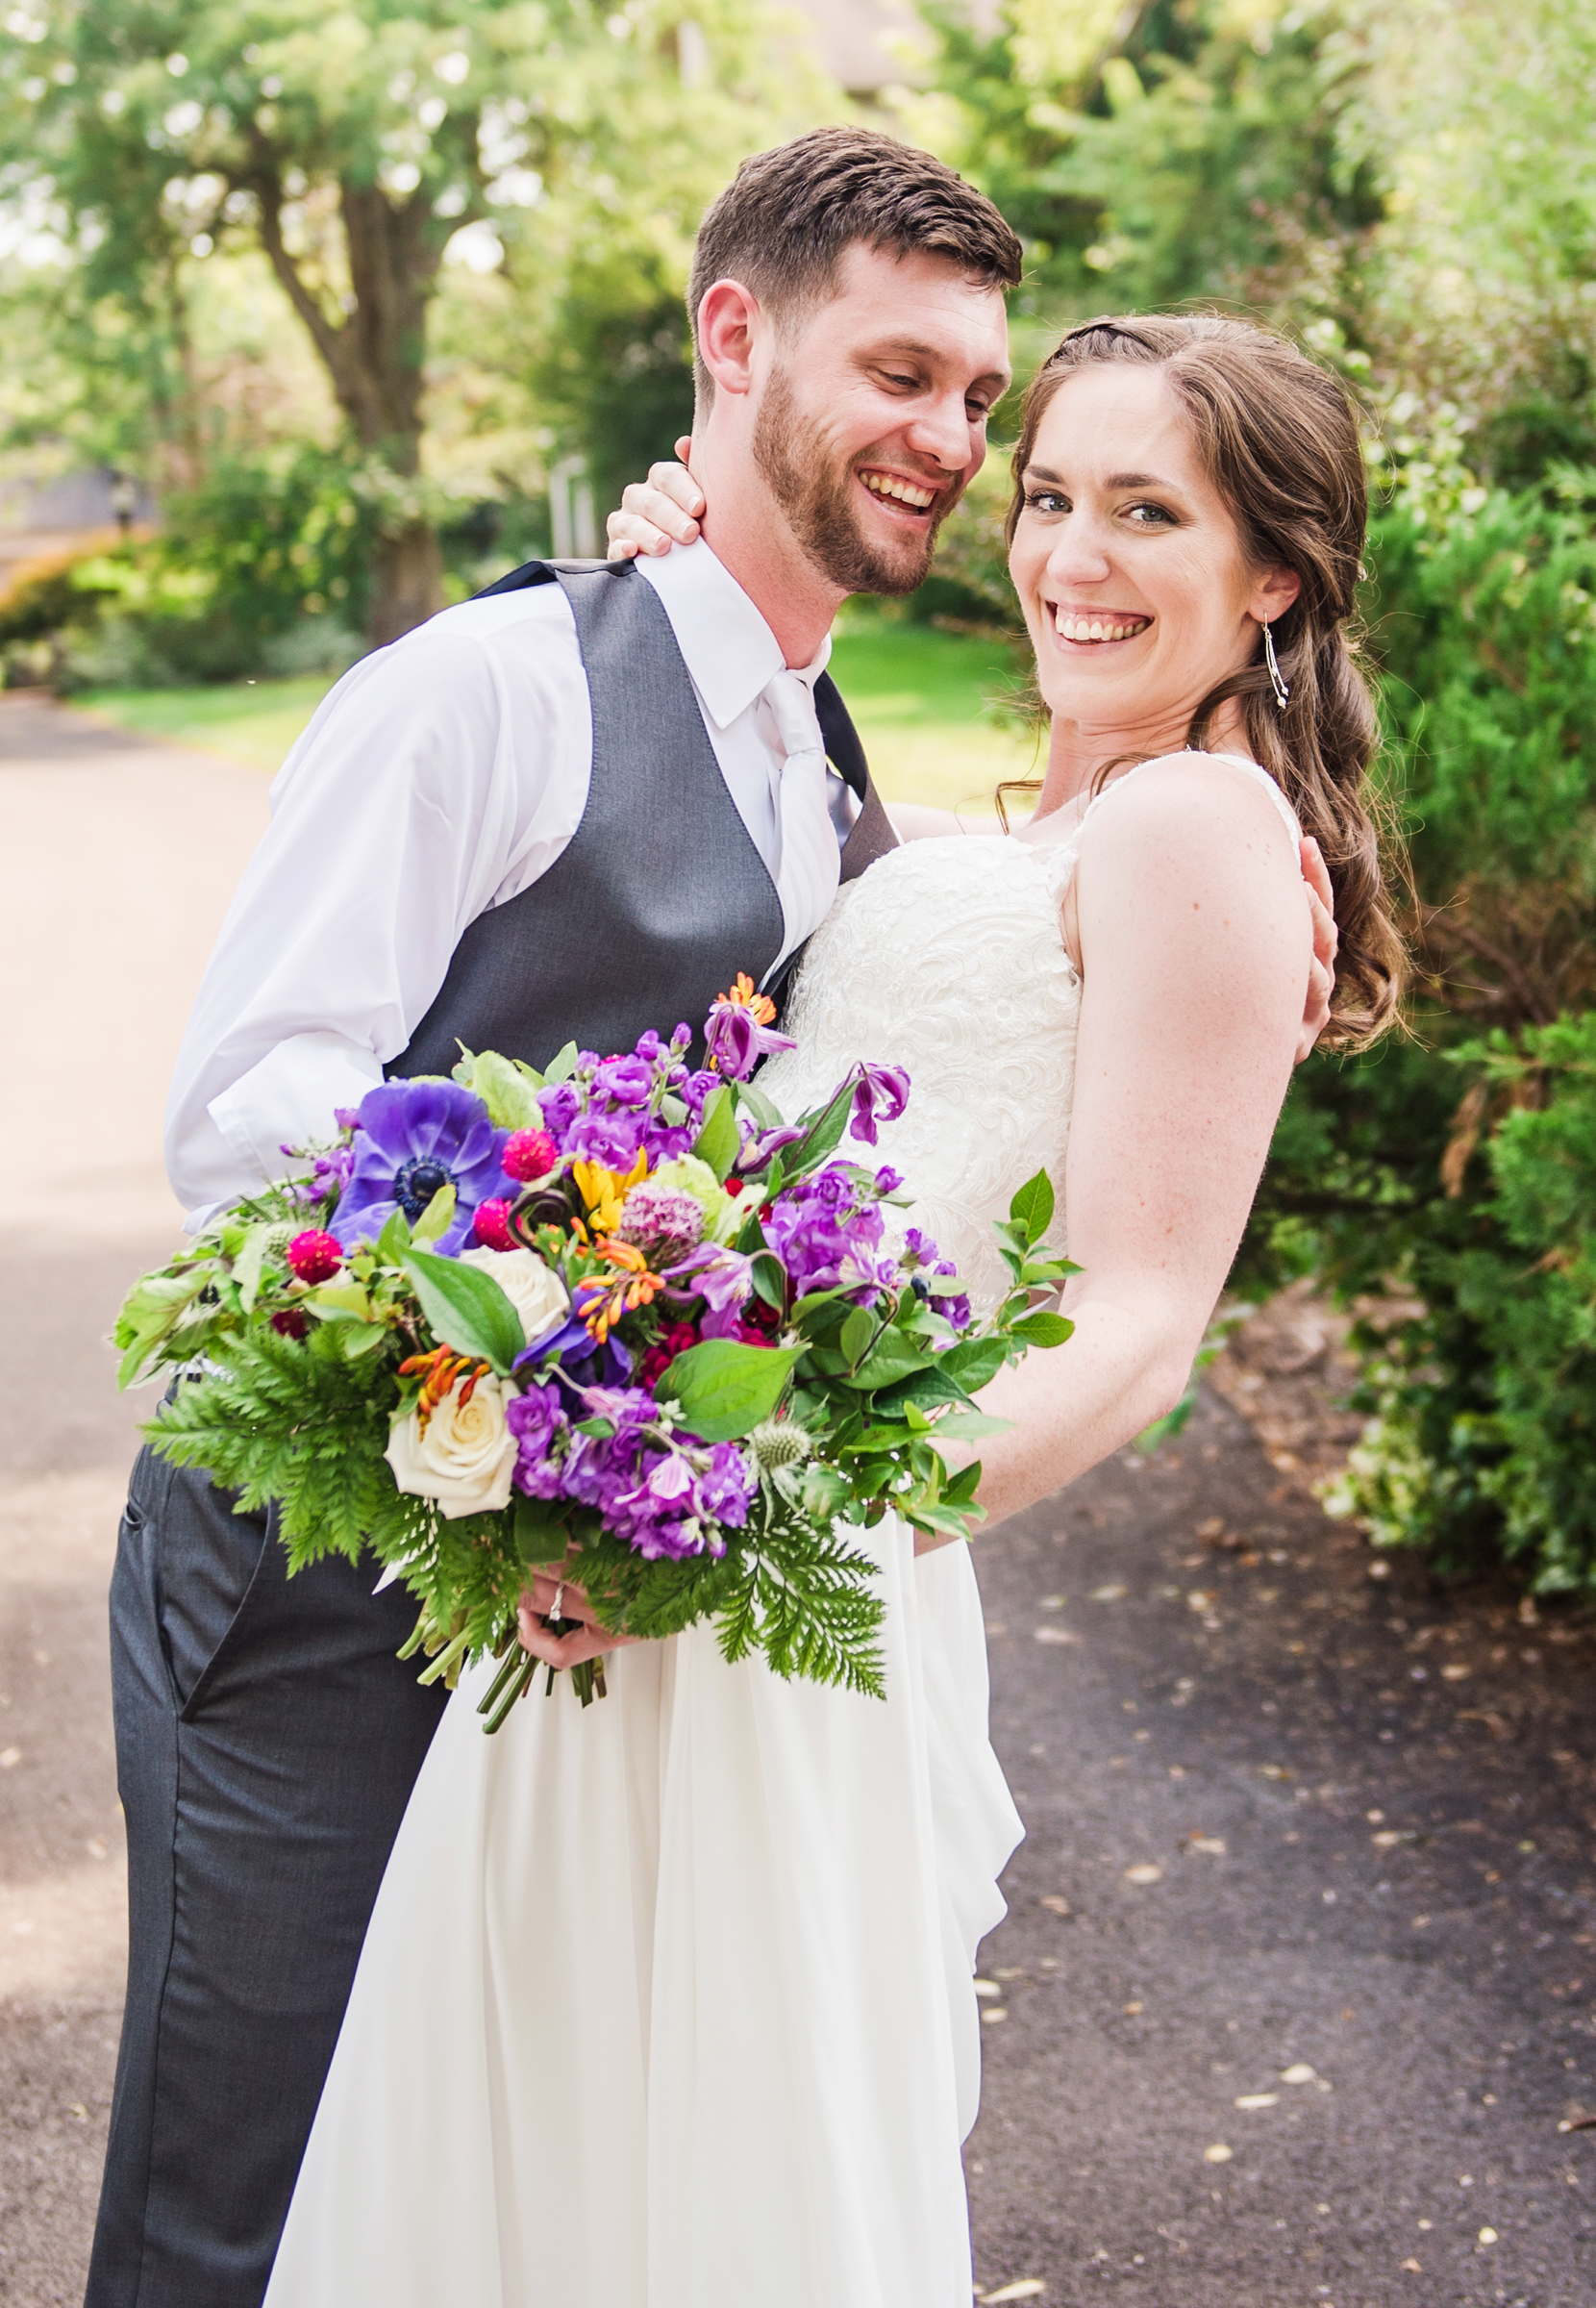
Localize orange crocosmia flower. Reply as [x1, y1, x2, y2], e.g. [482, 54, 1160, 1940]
[716, 970, 778, 1028]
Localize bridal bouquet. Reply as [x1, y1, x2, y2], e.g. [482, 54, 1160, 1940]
[116, 976, 1073, 1723]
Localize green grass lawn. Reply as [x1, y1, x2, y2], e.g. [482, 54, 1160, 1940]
[74, 617, 1042, 811]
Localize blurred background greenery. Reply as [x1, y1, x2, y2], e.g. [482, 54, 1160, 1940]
[3, 0, 1594, 1600]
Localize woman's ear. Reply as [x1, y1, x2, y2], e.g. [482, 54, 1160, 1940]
[1250, 564, 1303, 626]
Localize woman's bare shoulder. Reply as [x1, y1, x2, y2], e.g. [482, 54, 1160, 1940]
[1082, 752, 1299, 873]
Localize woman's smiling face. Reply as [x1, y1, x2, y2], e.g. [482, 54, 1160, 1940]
[1009, 362, 1298, 751]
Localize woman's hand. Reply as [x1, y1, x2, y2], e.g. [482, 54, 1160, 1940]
[516, 1565, 642, 1672]
[606, 438, 704, 559]
[1295, 835, 1339, 1063]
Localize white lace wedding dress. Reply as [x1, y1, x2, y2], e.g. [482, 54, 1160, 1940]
[265, 758, 1297, 2308]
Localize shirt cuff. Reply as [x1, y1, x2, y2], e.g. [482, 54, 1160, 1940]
[206, 1032, 386, 1193]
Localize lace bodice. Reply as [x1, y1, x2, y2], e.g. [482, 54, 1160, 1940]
[759, 752, 1299, 1311]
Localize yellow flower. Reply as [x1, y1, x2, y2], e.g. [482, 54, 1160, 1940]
[570, 1148, 648, 1233]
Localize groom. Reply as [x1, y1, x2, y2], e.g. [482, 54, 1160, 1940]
[86, 127, 1026, 2308]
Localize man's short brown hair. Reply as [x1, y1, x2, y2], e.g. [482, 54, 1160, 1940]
[687, 127, 1024, 404]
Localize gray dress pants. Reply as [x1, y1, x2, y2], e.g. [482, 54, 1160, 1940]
[84, 1439, 449, 2308]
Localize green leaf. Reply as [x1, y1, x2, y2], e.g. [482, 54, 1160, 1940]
[231, 1222, 275, 1316]
[656, 1340, 802, 1442]
[468, 1050, 546, 1130]
[402, 1246, 524, 1373]
[750, 1251, 786, 1311]
[691, 1083, 739, 1182]
[938, 1336, 1009, 1390]
[839, 1308, 875, 1367]
[541, 1041, 580, 1086]
[931, 1410, 1013, 1439]
[735, 1077, 784, 1130]
[873, 1366, 977, 1416]
[376, 1208, 412, 1266]
[785, 1078, 855, 1177]
[514, 1492, 569, 1566]
[411, 1182, 457, 1244]
[1009, 1168, 1057, 1246]
[941, 1459, 984, 1507]
[450, 1042, 478, 1088]
[1010, 1309, 1075, 1349]
[849, 1335, 935, 1392]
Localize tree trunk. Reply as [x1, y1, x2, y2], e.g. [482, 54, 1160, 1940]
[251, 160, 456, 644]
[368, 522, 446, 649]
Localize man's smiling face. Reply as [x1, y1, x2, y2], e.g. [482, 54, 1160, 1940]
[749, 241, 1011, 596]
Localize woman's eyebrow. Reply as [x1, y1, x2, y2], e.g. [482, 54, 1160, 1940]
[1022, 464, 1182, 490]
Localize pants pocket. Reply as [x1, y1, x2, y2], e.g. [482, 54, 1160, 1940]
[150, 1456, 273, 1716]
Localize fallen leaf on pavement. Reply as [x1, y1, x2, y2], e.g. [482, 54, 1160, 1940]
[1124, 1864, 1163, 1886]
[1281, 2064, 1317, 2085]
[1033, 1626, 1079, 1645]
[1038, 1895, 1072, 1918]
[979, 2284, 1046, 2303]
[1234, 2094, 1279, 2110]
[1185, 1835, 1227, 1856]
[1091, 1583, 1127, 1602]
[1204, 2144, 1234, 2163]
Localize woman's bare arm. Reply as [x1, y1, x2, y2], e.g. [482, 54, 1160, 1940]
[946, 757, 1309, 1537]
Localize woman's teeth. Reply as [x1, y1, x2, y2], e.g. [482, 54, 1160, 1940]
[1055, 613, 1149, 643]
[860, 472, 936, 510]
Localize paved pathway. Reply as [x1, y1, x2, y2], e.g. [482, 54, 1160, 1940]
[2, 696, 1593, 2305]
[0, 697, 267, 2304]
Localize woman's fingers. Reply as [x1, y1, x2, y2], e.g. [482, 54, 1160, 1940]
[514, 1568, 640, 1668]
[604, 460, 704, 560]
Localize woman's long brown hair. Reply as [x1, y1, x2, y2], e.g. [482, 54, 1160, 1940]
[1006, 314, 1403, 1046]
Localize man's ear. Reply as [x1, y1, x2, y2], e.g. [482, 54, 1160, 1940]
[695, 278, 763, 401]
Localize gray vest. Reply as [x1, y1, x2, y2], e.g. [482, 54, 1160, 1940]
[391, 559, 896, 1080]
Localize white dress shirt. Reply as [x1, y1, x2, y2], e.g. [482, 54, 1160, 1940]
[165, 542, 856, 1227]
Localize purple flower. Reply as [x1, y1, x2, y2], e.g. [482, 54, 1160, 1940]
[693, 1442, 755, 1526]
[764, 1166, 885, 1297]
[507, 1382, 570, 1499]
[562, 1106, 647, 1170]
[850, 1062, 910, 1147]
[329, 1081, 510, 1256]
[550, 1384, 747, 1562]
[537, 1081, 581, 1142]
[590, 1052, 656, 1110]
[283, 1139, 357, 1211]
[733, 1120, 807, 1176]
[903, 1226, 973, 1332]
[665, 1245, 756, 1339]
[703, 979, 796, 1083]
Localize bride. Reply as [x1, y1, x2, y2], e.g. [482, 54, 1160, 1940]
[263, 314, 1398, 2305]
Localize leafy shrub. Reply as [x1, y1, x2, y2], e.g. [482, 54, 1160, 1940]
[1325, 1016, 1596, 1594]
[1242, 468, 1596, 1593]
[0, 445, 380, 690]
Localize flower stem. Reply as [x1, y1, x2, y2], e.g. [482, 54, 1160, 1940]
[416, 1625, 472, 1688]
[482, 1652, 538, 1734]
[476, 1643, 530, 1721]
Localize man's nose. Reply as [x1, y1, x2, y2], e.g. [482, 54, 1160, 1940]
[902, 389, 979, 475]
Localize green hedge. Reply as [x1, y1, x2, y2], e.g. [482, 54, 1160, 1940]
[1243, 467, 1596, 1594]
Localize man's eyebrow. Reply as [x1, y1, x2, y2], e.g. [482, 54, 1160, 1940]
[860, 340, 1012, 391]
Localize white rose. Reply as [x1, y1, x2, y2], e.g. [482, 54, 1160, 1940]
[458, 1246, 570, 1346]
[385, 1372, 519, 1520]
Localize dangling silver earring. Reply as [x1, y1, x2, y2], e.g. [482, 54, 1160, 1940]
[1262, 619, 1290, 710]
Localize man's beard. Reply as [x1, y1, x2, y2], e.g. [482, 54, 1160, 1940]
[752, 367, 958, 597]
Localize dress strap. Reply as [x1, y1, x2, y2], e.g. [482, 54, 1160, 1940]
[1083, 748, 1301, 843]
[1030, 747, 1301, 904]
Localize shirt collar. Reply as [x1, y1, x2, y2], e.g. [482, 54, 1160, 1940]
[635, 539, 832, 729]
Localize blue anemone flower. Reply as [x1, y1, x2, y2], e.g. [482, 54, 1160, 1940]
[329, 1081, 511, 1257]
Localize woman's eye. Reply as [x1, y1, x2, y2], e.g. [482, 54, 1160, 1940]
[1124, 501, 1177, 526]
[1025, 489, 1069, 514]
